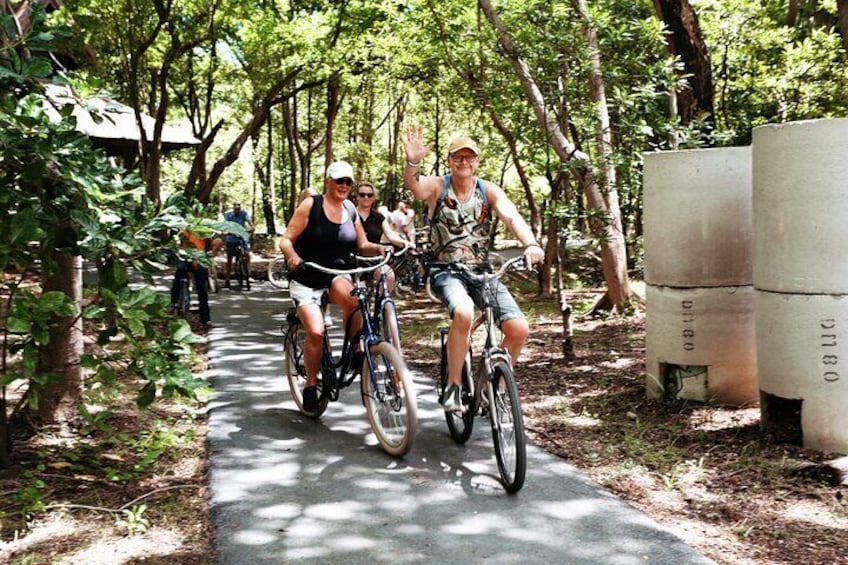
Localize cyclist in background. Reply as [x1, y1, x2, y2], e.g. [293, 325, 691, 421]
[224, 202, 254, 289]
[390, 200, 417, 248]
[354, 181, 409, 290]
[170, 228, 212, 329]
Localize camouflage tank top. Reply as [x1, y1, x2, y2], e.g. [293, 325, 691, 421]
[429, 175, 492, 264]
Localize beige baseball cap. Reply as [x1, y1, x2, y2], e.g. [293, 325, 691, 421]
[446, 136, 479, 157]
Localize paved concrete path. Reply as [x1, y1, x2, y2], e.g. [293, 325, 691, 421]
[205, 280, 712, 564]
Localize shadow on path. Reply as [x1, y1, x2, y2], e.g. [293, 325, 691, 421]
[205, 281, 713, 564]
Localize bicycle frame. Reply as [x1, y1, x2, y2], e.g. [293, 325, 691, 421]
[433, 254, 527, 491]
[299, 252, 399, 397]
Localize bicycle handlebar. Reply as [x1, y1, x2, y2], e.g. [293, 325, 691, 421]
[299, 249, 394, 277]
[390, 240, 412, 258]
[430, 254, 527, 281]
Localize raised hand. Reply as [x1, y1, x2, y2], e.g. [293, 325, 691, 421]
[401, 125, 433, 164]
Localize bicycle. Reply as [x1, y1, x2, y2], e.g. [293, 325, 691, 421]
[432, 254, 528, 493]
[174, 267, 191, 318]
[232, 242, 251, 290]
[282, 252, 417, 457]
[371, 244, 413, 355]
[391, 247, 427, 298]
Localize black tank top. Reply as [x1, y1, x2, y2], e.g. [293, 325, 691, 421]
[290, 195, 359, 288]
[359, 210, 385, 244]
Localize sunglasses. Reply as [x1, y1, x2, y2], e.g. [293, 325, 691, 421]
[450, 154, 478, 163]
[334, 177, 353, 186]
[358, 192, 374, 198]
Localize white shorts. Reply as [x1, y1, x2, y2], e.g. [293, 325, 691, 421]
[289, 276, 350, 308]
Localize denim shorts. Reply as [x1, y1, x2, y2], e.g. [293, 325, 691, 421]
[226, 238, 249, 257]
[429, 269, 524, 324]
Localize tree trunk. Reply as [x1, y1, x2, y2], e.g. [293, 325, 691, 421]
[262, 114, 277, 235]
[324, 73, 342, 167]
[386, 95, 406, 201]
[652, 0, 715, 127]
[34, 253, 83, 425]
[198, 69, 304, 203]
[184, 120, 224, 202]
[478, 0, 632, 313]
[787, 0, 800, 27]
[282, 98, 300, 220]
[838, 0, 848, 52]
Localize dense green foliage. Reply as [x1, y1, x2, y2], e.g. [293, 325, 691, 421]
[0, 7, 224, 449]
[3, 0, 847, 439]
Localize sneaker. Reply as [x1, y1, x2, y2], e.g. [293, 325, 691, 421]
[442, 384, 464, 413]
[303, 385, 319, 412]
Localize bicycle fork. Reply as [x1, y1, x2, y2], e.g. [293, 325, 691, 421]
[476, 348, 513, 413]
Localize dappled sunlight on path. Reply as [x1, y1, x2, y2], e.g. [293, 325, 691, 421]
[205, 281, 712, 564]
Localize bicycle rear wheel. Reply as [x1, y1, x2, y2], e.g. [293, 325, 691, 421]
[268, 256, 289, 289]
[488, 359, 526, 493]
[440, 330, 475, 443]
[285, 318, 328, 417]
[361, 340, 417, 457]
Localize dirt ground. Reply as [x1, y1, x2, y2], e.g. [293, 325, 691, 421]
[1, 285, 846, 564]
[396, 288, 848, 565]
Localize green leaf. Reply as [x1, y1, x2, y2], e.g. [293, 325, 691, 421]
[136, 382, 157, 409]
[6, 316, 30, 333]
[127, 318, 146, 337]
[0, 371, 24, 387]
[36, 291, 69, 314]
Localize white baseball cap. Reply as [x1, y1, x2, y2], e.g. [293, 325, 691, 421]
[326, 161, 355, 180]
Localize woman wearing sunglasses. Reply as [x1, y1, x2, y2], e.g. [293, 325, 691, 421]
[354, 182, 408, 290]
[279, 161, 388, 411]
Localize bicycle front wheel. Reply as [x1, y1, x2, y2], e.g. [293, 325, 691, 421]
[268, 257, 290, 289]
[240, 255, 251, 290]
[361, 340, 417, 457]
[488, 359, 526, 493]
[381, 300, 402, 354]
[285, 320, 328, 418]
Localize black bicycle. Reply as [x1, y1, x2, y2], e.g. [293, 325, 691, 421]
[174, 267, 191, 318]
[434, 254, 528, 492]
[391, 247, 427, 298]
[283, 252, 417, 457]
[231, 243, 251, 290]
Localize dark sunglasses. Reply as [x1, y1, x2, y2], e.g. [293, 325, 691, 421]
[334, 177, 353, 186]
[358, 192, 374, 198]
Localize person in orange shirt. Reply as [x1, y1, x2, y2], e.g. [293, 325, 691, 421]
[170, 229, 211, 327]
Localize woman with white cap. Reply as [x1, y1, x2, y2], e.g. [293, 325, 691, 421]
[279, 161, 388, 411]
